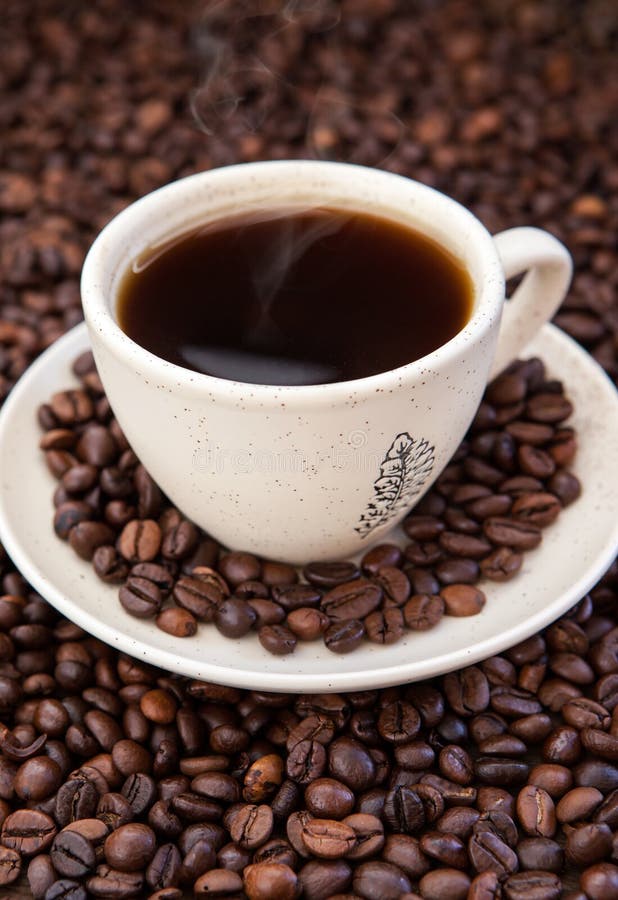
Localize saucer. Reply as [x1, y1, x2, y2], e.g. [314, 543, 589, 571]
[1, 322, 617, 693]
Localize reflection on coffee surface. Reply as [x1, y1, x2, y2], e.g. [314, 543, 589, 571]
[117, 207, 473, 385]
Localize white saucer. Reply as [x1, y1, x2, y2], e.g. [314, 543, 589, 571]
[1, 322, 617, 692]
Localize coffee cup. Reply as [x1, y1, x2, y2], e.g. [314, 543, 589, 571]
[81, 160, 571, 563]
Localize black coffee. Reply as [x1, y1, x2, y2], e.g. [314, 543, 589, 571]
[117, 207, 473, 385]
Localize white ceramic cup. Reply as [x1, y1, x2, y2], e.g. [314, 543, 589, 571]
[81, 160, 572, 564]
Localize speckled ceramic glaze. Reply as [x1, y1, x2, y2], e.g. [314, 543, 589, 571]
[80, 161, 572, 563]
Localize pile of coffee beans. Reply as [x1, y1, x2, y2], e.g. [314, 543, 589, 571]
[0, 566, 617, 898]
[38, 351, 580, 656]
[2, 0, 618, 895]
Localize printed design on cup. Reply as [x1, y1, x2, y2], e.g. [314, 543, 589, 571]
[355, 433, 435, 538]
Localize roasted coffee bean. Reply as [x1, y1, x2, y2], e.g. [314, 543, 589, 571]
[104, 822, 156, 871]
[403, 594, 444, 630]
[528, 763, 573, 799]
[253, 837, 297, 868]
[304, 778, 354, 819]
[14, 756, 62, 801]
[0, 844, 21, 886]
[476, 787, 515, 818]
[97, 792, 134, 830]
[509, 713, 552, 743]
[213, 598, 257, 638]
[475, 757, 529, 786]
[173, 576, 222, 621]
[156, 607, 197, 637]
[27, 853, 56, 898]
[304, 562, 360, 588]
[480, 547, 523, 581]
[242, 755, 284, 803]
[93, 546, 130, 584]
[286, 607, 329, 641]
[287, 740, 326, 785]
[55, 779, 98, 826]
[243, 861, 298, 900]
[44, 879, 88, 900]
[581, 863, 618, 900]
[145, 843, 181, 891]
[468, 827, 519, 879]
[229, 804, 273, 849]
[218, 553, 261, 586]
[503, 870, 561, 900]
[404, 539, 443, 566]
[469, 712, 508, 744]
[419, 868, 471, 900]
[68, 522, 116, 561]
[378, 701, 420, 744]
[565, 822, 613, 866]
[441, 584, 486, 616]
[1, 809, 57, 855]
[436, 806, 481, 839]
[468, 870, 501, 900]
[321, 579, 382, 621]
[516, 837, 563, 872]
[323, 619, 365, 653]
[526, 393, 573, 424]
[364, 608, 404, 644]
[121, 773, 157, 815]
[594, 788, 618, 828]
[328, 737, 375, 792]
[130, 563, 174, 596]
[298, 858, 352, 900]
[271, 585, 321, 612]
[119, 576, 162, 619]
[86, 864, 144, 897]
[491, 686, 542, 718]
[343, 813, 384, 860]
[439, 745, 473, 784]
[516, 784, 556, 837]
[54, 502, 94, 540]
[484, 517, 542, 550]
[383, 786, 425, 833]
[257, 624, 297, 655]
[300, 817, 356, 858]
[353, 860, 411, 899]
[420, 830, 467, 868]
[444, 667, 490, 716]
[549, 470, 581, 505]
[161, 520, 198, 561]
[361, 544, 403, 574]
[50, 829, 96, 877]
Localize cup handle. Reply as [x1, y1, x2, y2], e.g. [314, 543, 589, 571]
[489, 227, 572, 379]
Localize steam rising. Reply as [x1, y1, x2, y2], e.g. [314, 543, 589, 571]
[187, 0, 401, 164]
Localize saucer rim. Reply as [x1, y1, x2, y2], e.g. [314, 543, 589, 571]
[0, 321, 617, 692]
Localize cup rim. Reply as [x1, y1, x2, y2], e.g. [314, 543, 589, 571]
[81, 159, 505, 407]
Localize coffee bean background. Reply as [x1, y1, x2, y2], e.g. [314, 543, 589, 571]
[1, 0, 618, 896]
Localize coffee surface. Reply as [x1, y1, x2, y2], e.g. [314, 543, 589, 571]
[117, 208, 473, 385]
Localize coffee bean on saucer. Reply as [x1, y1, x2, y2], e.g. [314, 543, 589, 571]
[93, 546, 130, 584]
[441, 584, 486, 616]
[214, 598, 257, 638]
[119, 576, 162, 619]
[303, 561, 360, 588]
[258, 625, 297, 656]
[323, 619, 365, 654]
[118, 520, 162, 563]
